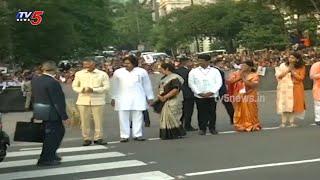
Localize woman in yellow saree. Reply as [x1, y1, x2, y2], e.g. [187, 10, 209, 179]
[232, 60, 262, 132]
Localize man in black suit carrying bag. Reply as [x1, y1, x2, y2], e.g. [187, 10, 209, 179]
[32, 61, 70, 166]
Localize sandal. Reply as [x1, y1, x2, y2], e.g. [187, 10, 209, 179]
[279, 123, 286, 128]
[289, 123, 298, 128]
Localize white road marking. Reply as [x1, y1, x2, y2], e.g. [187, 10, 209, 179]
[0, 152, 125, 168]
[185, 157, 320, 176]
[7, 145, 107, 157]
[19, 147, 42, 151]
[81, 171, 174, 180]
[0, 160, 146, 180]
[148, 138, 161, 141]
[218, 131, 236, 134]
[262, 127, 280, 130]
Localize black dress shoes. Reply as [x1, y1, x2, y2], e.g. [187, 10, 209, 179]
[54, 155, 62, 161]
[120, 138, 129, 143]
[315, 122, 320, 126]
[37, 160, 61, 166]
[198, 130, 206, 135]
[209, 129, 218, 135]
[94, 139, 108, 145]
[133, 137, 146, 141]
[82, 140, 92, 146]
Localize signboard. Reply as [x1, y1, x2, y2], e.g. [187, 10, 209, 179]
[257, 66, 266, 76]
[142, 55, 155, 64]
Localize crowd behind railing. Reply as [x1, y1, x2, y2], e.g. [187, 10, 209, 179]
[1, 47, 320, 93]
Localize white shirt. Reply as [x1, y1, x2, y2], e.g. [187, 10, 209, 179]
[7, 81, 21, 87]
[188, 66, 222, 98]
[111, 67, 154, 111]
[72, 69, 110, 106]
[0, 82, 6, 91]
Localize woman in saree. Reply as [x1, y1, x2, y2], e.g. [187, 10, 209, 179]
[227, 69, 242, 107]
[62, 69, 80, 127]
[275, 52, 306, 127]
[156, 63, 185, 140]
[231, 60, 262, 132]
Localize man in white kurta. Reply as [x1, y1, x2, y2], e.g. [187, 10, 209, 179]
[111, 55, 154, 142]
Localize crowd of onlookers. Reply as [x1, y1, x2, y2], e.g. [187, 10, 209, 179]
[1, 46, 319, 93]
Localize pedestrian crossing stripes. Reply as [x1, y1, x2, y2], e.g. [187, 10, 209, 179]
[0, 160, 147, 180]
[6, 145, 107, 157]
[0, 145, 174, 180]
[0, 152, 125, 168]
[19, 147, 42, 151]
[81, 171, 175, 180]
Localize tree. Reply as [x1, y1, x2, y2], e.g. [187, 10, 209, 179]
[111, 0, 153, 50]
[5, 0, 113, 64]
[0, 2, 10, 62]
[150, 5, 211, 53]
[151, 0, 289, 52]
[236, 1, 288, 50]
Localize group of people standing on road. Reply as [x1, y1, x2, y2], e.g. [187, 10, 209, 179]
[30, 50, 320, 166]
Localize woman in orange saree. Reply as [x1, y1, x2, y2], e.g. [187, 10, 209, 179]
[232, 60, 262, 132]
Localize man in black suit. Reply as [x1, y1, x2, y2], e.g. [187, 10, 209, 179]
[175, 56, 197, 131]
[31, 61, 70, 166]
[213, 59, 234, 124]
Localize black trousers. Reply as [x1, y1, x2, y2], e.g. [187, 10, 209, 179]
[195, 98, 217, 131]
[143, 110, 150, 125]
[181, 98, 195, 128]
[221, 96, 234, 124]
[40, 121, 65, 162]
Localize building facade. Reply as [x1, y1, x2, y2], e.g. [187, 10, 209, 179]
[159, 0, 217, 17]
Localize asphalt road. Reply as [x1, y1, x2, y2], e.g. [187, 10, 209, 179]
[1, 90, 319, 179]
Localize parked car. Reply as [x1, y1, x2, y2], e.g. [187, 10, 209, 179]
[196, 50, 227, 56]
[142, 52, 170, 64]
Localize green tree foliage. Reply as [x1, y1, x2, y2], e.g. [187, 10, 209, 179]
[3, 0, 113, 64]
[111, 0, 153, 50]
[236, 1, 288, 50]
[151, 0, 289, 52]
[0, 3, 10, 62]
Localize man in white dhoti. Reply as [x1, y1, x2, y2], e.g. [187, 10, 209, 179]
[111, 55, 154, 142]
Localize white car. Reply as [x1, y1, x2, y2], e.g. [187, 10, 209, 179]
[142, 53, 170, 64]
[196, 50, 226, 56]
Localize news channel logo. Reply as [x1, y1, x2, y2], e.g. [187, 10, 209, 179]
[16, 11, 44, 26]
